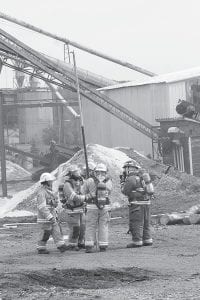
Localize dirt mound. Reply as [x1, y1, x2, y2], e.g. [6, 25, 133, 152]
[0, 160, 31, 181]
[17, 144, 132, 212]
[4, 143, 200, 216]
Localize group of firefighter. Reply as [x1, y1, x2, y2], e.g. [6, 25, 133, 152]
[36, 159, 154, 254]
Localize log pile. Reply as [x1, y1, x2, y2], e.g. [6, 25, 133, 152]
[152, 205, 200, 226]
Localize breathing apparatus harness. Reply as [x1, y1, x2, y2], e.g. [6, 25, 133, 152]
[58, 174, 84, 211]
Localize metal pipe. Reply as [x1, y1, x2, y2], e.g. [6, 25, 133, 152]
[72, 51, 89, 178]
[0, 12, 156, 77]
[0, 91, 7, 197]
[47, 83, 79, 118]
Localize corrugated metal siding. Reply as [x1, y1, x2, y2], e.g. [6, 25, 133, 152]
[168, 81, 186, 117]
[150, 83, 170, 121]
[82, 96, 112, 146]
[107, 85, 153, 154]
[191, 136, 200, 177]
[82, 83, 169, 155]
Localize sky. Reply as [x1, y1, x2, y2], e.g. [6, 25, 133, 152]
[0, 0, 200, 87]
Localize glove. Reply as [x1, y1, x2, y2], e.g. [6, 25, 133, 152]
[49, 217, 56, 224]
[85, 194, 94, 202]
[136, 187, 145, 195]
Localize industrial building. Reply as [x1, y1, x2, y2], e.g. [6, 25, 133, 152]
[80, 67, 200, 156]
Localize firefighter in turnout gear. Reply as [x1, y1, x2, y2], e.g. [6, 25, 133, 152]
[37, 173, 68, 254]
[121, 160, 154, 248]
[81, 161, 96, 179]
[60, 165, 93, 250]
[83, 163, 112, 253]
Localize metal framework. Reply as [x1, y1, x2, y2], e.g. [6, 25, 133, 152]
[0, 27, 159, 141]
[0, 12, 156, 77]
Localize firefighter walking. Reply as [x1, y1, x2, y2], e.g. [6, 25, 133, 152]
[83, 163, 112, 253]
[120, 160, 154, 248]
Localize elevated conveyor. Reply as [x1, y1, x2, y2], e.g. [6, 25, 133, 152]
[0, 28, 159, 142]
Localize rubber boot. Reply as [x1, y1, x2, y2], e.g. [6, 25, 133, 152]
[38, 249, 50, 254]
[99, 246, 107, 252]
[78, 243, 85, 249]
[57, 244, 68, 253]
[85, 246, 95, 253]
[126, 242, 143, 248]
[143, 242, 153, 246]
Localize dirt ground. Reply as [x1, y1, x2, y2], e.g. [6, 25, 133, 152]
[1, 174, 200, 300]
[1, 214, 200, 300]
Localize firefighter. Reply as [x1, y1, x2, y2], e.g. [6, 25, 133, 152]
[60, 165, 93, 250]
[83, 163, 112, 253]
[37, 172, 68, 254]
[120, 160, 154, 248]
[81, 161, 96, 179]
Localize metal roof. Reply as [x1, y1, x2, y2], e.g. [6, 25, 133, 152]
[100, 66, 200, 91]
[156, 117, 200, 125]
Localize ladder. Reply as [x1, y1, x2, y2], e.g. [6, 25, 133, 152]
[0, 28, 158, 141]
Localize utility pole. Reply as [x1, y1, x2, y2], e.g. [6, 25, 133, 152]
[71, 51, 89, 178]
[0, 92, 7, 197]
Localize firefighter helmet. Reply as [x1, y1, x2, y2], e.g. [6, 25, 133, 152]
[83, 161, 96, 172]
[123, 160, 140, 169]
[95, 163, 107, 173]
[88, 161, 96, 171]
[39, 172, 56, 183]
[67, 164, 81, 178]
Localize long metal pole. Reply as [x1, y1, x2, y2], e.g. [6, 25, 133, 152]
[0, 12, 156, 77]
[72, 51, 89, 178]
[0, 92, 7, 197]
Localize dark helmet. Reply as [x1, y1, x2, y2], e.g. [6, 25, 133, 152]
[123, 160, 140, 169]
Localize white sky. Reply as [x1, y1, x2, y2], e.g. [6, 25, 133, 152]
[0, 0, 200, 87]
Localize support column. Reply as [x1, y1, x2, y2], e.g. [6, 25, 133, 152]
[59, 105, 64, 144]
[0, 92, 7, 197]
[188, 137, 193, 175]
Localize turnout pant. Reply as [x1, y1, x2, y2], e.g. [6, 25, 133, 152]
[129, 204, 152, 246]
[67, 212, 86, 246]
[37, 222, 65, 250]
[85, 206, 110, 248]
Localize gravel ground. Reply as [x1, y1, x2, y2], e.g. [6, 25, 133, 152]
[0, 218, 200, 299]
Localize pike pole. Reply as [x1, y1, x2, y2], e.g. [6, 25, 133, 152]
[71, 51, 89, 178]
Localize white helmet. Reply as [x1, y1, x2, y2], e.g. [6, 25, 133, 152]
[67, 164, 81, 178]
[39, 172, 56, 183]
[83, 161, 96, 171]
[95, 163, 107, 173]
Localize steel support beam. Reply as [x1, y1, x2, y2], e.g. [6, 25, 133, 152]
[2, 101, 78, 109]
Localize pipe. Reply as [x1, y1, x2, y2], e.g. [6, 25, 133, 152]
[47, 83, 79, 118]
[0, 12, 156, 77]
[72, 51, 89, 178]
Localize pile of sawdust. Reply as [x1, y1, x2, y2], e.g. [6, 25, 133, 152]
[0, 161, 31, 181]
[16, 144, 131, 213]
[3, 144, 200, 217]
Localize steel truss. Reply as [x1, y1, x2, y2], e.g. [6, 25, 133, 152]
[0, 27, 158, 141]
